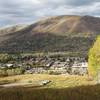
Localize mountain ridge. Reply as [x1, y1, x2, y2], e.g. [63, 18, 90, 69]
[0, 15, 100, 55]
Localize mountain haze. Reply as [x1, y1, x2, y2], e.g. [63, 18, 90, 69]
[0, 15, 100, 56]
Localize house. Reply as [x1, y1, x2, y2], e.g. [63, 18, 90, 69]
[49, 61, 69, 74]
[71, 61, 88, 75]
[50, 61, 67, 69]
[66, 58, 70, 62]
[45, 61, 54, 67]
[0, 63, 10, 69]
[25, 67, 47, 74]
[5, 64, 14, 68]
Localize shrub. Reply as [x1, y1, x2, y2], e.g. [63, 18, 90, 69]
[0, 67, 25, 77]
[0, 54, 13, 63]
[0, 69, 8, 77]
[49, 71, 61, 75]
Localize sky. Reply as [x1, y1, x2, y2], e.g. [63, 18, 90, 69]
[0, 0, 100, 27]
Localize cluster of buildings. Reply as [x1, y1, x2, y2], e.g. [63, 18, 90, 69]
[0, 56, 88, 75]
[45, 57, 88, 75]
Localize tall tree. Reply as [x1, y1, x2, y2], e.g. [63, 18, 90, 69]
[88, 36, 100, 78]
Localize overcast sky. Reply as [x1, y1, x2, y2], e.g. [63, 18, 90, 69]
[0, 0, 100, 27]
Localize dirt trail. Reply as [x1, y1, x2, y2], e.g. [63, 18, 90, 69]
[0, 80, 51, 88]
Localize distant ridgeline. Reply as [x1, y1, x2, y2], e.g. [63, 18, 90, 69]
[0, 15, 100, 56]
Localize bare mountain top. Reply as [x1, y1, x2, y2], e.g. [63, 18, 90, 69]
[30, 15, 100, 36]
[1, 15, 100, 36]
[0, 15, 100, 55]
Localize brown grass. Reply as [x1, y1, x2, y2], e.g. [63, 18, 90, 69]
[0, 74, 98, 100]
[0, 84, 100, 100]
[0, 74, 95, 88]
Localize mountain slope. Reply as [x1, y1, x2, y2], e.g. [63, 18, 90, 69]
[31, 15, 100, 36]
[0, 15, 100, 55]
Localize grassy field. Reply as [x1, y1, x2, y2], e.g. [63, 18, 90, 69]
[0, 74, 95, 88]
[0, 74, 99, 100]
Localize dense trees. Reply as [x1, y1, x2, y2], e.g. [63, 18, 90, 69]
[0, 68, 25, 77]
[0, 53, 22, 63]
[0, 34, 94, 57]
[0, 54, 13, 63]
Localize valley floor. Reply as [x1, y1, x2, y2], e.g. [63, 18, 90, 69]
[0, 74, 98, 100]
[0, 74, 95, 88]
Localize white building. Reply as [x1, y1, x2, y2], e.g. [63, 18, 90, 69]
[71, 61, 88, 75]
[50, 61, 67, 69]
[6, 64, 14, 68]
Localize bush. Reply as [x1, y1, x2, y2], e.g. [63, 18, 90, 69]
[14, 67, 25, 75]
[0, 69, 8, 77]
[0, 54, 13, 63]
[0, 67, 25, 77]
[6, 69, 15, 76]
[49, 71, 61, 75]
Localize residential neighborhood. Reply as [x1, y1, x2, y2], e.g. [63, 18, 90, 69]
[0, 55, 88, 76]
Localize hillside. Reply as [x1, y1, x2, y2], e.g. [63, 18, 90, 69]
[0, 15, 100, 55]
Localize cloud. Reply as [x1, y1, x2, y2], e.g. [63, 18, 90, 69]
[0, 0, 100, 27]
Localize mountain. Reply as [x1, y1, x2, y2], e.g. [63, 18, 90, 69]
[0, 15, 100, 56]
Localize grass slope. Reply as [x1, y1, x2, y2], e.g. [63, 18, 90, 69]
[0, 74, 98, 100]
[0, 85, 100, 100]
[0, 74, 95, 88]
